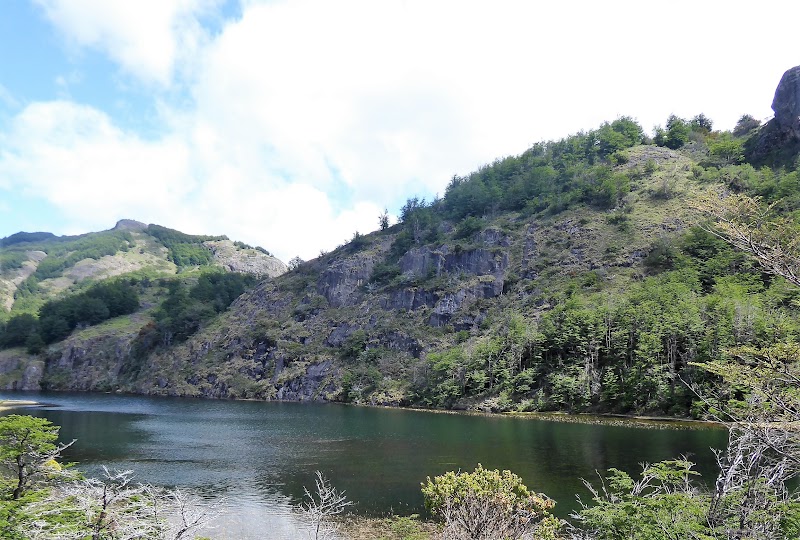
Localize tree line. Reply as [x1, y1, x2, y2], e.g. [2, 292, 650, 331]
[0, 279, 140, 353]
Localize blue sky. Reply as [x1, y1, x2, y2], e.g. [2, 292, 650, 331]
[1, 0, 799, 261]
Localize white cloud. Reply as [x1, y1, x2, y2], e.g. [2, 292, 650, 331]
[33, 0, 222, 86]
[191, 0, 800, 207]
[0, 100, 381, 260]
[0, 101, 193, 221]
[6, 0, 800, 262]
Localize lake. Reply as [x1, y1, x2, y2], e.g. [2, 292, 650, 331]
[0, 391, 727, 539]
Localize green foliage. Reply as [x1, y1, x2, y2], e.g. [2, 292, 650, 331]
[31, 231, 133, 280]
[35, 279, 140, 345]
[145, 224, 225, 267]
[369, 261, 401, 286]
[421, 465, 559, 539]
[149, 272, 256, 347]
[691, 113, 713, 133]
[661, 115, 691, 149]
[0, 314, 39, 349]
[453, 216, 483, 240]
[0, 278, 141, 349]
[0, 252, 26, 272]
[14, 278, 36, 300]
[577, 460, 714, 540]
[0, 232, 56, 247]
[0, 415, 63, 500]
[379, 209, 390, 231]
[440, 118, 643, 224]
[411, 242, 795, 415]
[421, 464, 552, 517]
[189, 270, 256, 312]
[733, 114, 761, 137]
[708, 133, 745, 165]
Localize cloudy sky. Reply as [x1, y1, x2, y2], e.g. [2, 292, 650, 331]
[0, 0, 798, 261]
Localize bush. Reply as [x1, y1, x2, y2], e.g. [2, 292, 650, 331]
[733, 114, 761, 137]
[0, 251, 26, 272]
[421, 465, 559, 540]
[454, 216, 483, 240]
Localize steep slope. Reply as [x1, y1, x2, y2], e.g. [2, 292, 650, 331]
[114, 143, 721, 409]
[0, 221, 287, 390]
[0, 220, 286, 318]
[4, 70, 800, 417]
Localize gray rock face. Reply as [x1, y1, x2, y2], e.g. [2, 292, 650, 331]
[316, 254, 376, 307]
[747, 66, 800, 164]
[772, 66, 800, 137]
[0, 351, 44, 390]
[274, 360, 335, 401]
[383, 288, 438, 311]
[204, 240, 287, 278]
[399, 246, 508, 278]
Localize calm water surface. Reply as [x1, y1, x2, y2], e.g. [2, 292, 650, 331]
[0, 391, 727, 538]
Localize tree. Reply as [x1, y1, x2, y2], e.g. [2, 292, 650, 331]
[379, 209, 390, 231]
[655, 115, 691, 150]
[692, 191, 800, 538]
[691, 113, 714, 133]
[288, 256, 304, 271]
[709, 134, 745, 165]
[695, 192, 800, 286]
[576, 460, 711, 540]
[664, 115, 690, 149]
[0, 314, 39, 349]
[297, 471, 352, 540]
[733, 114, 761, 137]
[62, 467, 220, 540]
[0, 415, 73, 499]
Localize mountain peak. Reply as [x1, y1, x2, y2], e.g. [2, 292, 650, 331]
[113, 219, 147, 232]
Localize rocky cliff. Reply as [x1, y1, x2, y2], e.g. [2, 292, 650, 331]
[4, 71, 800, 416]
[747, 65, 800, 165]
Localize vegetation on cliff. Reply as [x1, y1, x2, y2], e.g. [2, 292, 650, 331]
[2, 74, 800, 422]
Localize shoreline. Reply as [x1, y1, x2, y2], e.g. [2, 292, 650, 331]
[0, 389, 724, 430]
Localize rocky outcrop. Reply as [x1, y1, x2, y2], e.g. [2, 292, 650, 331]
[204, 240, 287, 278]
[316, 253, 376, 307]
[0, 350, 44, 390]
[429, 279, 502, 327]
[772, 66, 800, 138]
[383, 288, 438, 311]
[747, 66, 800, 165]
[275, 360, 335, 401]
[399, 246, 509, 278]
[113, 219, 147, 232]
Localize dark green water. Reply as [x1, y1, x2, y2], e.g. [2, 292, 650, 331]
[0, 391, 727, 538]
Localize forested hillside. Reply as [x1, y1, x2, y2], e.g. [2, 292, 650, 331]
[0, 221, 286, 388]
[2, 77, 799, 419]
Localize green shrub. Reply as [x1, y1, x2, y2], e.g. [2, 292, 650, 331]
[421, 465, 559, 540]
[454, 216, 483, 239]
[421, 464, 552, 516]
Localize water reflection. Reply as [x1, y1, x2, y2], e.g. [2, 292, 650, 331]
[0, 391, 727, 532]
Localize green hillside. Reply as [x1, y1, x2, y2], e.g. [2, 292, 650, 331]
[0, 221, 286, 361]
[1, 104, 798, 418]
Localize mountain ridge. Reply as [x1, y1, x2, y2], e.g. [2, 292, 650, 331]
[2, 71, 800, 417]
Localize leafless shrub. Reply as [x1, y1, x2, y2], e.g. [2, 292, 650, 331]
[297, 470, 353, 540]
